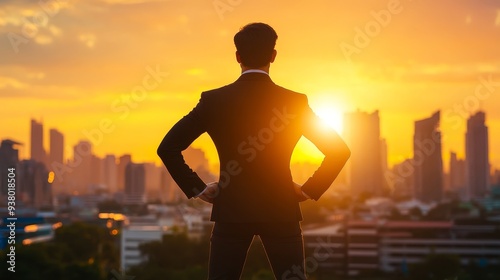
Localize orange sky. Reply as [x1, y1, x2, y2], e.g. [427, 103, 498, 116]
[1, 0, 500, 171]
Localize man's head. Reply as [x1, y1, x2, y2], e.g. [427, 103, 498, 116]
[234, 23, 278, 69]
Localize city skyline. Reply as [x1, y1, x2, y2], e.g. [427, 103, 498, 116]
[1, 0, 500, 171]
[3, 107, 498, 174]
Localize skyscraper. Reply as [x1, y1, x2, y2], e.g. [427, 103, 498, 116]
[413, 111, 443, 202]
[18, 160, 52, 208]
[103, 155, 118, 193]
[117, 154, 132, 191]
[70, 140, 93, 194]
[30, 119, 46, 165]
[49, 129, 64, 193]
[465, 111, 489, 199]
[49, 129, 64, 168]
[124, 163, 146, 205]
[343, 110, 383, 196]
[449, 152, 466, 197]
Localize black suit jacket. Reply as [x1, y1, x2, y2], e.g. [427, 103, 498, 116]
[158, 73, 350, 222]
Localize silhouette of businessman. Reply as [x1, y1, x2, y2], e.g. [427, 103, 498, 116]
[157, 23, 350, 280]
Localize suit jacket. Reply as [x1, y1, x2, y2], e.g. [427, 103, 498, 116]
[157, 73, 350, 222]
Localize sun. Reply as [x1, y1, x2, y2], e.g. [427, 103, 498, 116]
[314, 106, 344, 133]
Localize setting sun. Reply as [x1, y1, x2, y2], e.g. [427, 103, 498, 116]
[315, 106, 344, 134]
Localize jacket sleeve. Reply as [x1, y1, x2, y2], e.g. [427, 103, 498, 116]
[299, 96, 351, 200]
[157, 93, 208, 198]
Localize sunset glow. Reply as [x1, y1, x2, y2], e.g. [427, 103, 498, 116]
[0, 0, 499, 171]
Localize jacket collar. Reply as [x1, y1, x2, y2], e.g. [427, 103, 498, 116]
[236, 72, 274, 83]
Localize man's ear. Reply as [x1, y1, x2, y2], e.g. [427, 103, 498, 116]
[270, 49, 277, 63]
[236, 51, 242, 63]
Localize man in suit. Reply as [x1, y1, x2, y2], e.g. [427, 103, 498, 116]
[157, 22, 350, 280]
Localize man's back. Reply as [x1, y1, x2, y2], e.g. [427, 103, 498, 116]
[200, 72, 307, 222]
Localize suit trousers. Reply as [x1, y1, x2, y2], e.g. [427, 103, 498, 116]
[208, 222, 306, 280]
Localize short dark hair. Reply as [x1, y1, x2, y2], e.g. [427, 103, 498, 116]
[234, 23, 278, 68]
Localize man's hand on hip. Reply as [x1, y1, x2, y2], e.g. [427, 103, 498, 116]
[294, 182, 310, 202]
[198, 182, 219, 204]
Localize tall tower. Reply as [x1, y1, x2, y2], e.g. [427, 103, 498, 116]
[465, 111, 489, 199]
[124, 163, 146, 205]
[71, 140, 93, 194]
[30, 119, 46, 165]
[413, 111, 443, 202]
[449, 152, 466, 197]
[49, 129, 64, 167]
[343, 110, 383, 196]
[117, 154, 132, 191]
[103, 155, 118, 193]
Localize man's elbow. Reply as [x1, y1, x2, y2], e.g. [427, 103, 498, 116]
[339, 145, 351, 163]
[157, 141, 169, 161]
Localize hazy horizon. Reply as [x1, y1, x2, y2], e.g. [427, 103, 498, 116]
[2, 0, 500, 170]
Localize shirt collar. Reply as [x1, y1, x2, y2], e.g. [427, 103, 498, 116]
[241, 69, 269, 76]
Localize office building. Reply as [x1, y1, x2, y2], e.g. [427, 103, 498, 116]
[413, 111, 443, 202]
[30, 119, 46, 165]
[465, 111, 489, 199]
[343, 110, 384, 196]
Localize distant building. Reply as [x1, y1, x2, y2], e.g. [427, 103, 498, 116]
[413, 111, 443, 202]
[90, 155, 104, 190]
[18, 159, 52, 208]
[30, 119, 47, 165]
[70, 141, 93, 194]
[0, 139, 21, 203]
[124, 163, 146, 205]
[303, 219, 500, 277]
[49, 129, 64, 168]
[117, 154, 132, 191]
[182, 147, 210, 171]
[390, 159, 414, 199]
[343, 110, 384, 196]
[103, 155, 118, 193]
[49, 129, 64, 194]
[449, 152, 466, 197]
[465, 111, 490, 200]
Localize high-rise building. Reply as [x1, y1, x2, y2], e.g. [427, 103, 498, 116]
[30, 119, 46, 165]
[413, 111, 443, 202]
[18, 160, 52, 208]
[390, 159, 414, 199]
[49, 129, 64, 168]
[465, 111, 489, 199]
[70, 140, 93, 194]
[0, 139, 22, 203]
[48, 129, 64, 193]
[117, 154, 132, 191]
[182, 147, 210, 171]
[124, 163, 146, 205]
[103, 155, 117, 193]
[449, 152, 466, 197]
[343, 110, 383, 196]
[90, 155, 104, 188]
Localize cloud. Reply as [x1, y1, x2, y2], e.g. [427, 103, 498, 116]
[35, 34, 53, 45]
[78, 33, 96, 48]
[0, 77, 28, 89]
